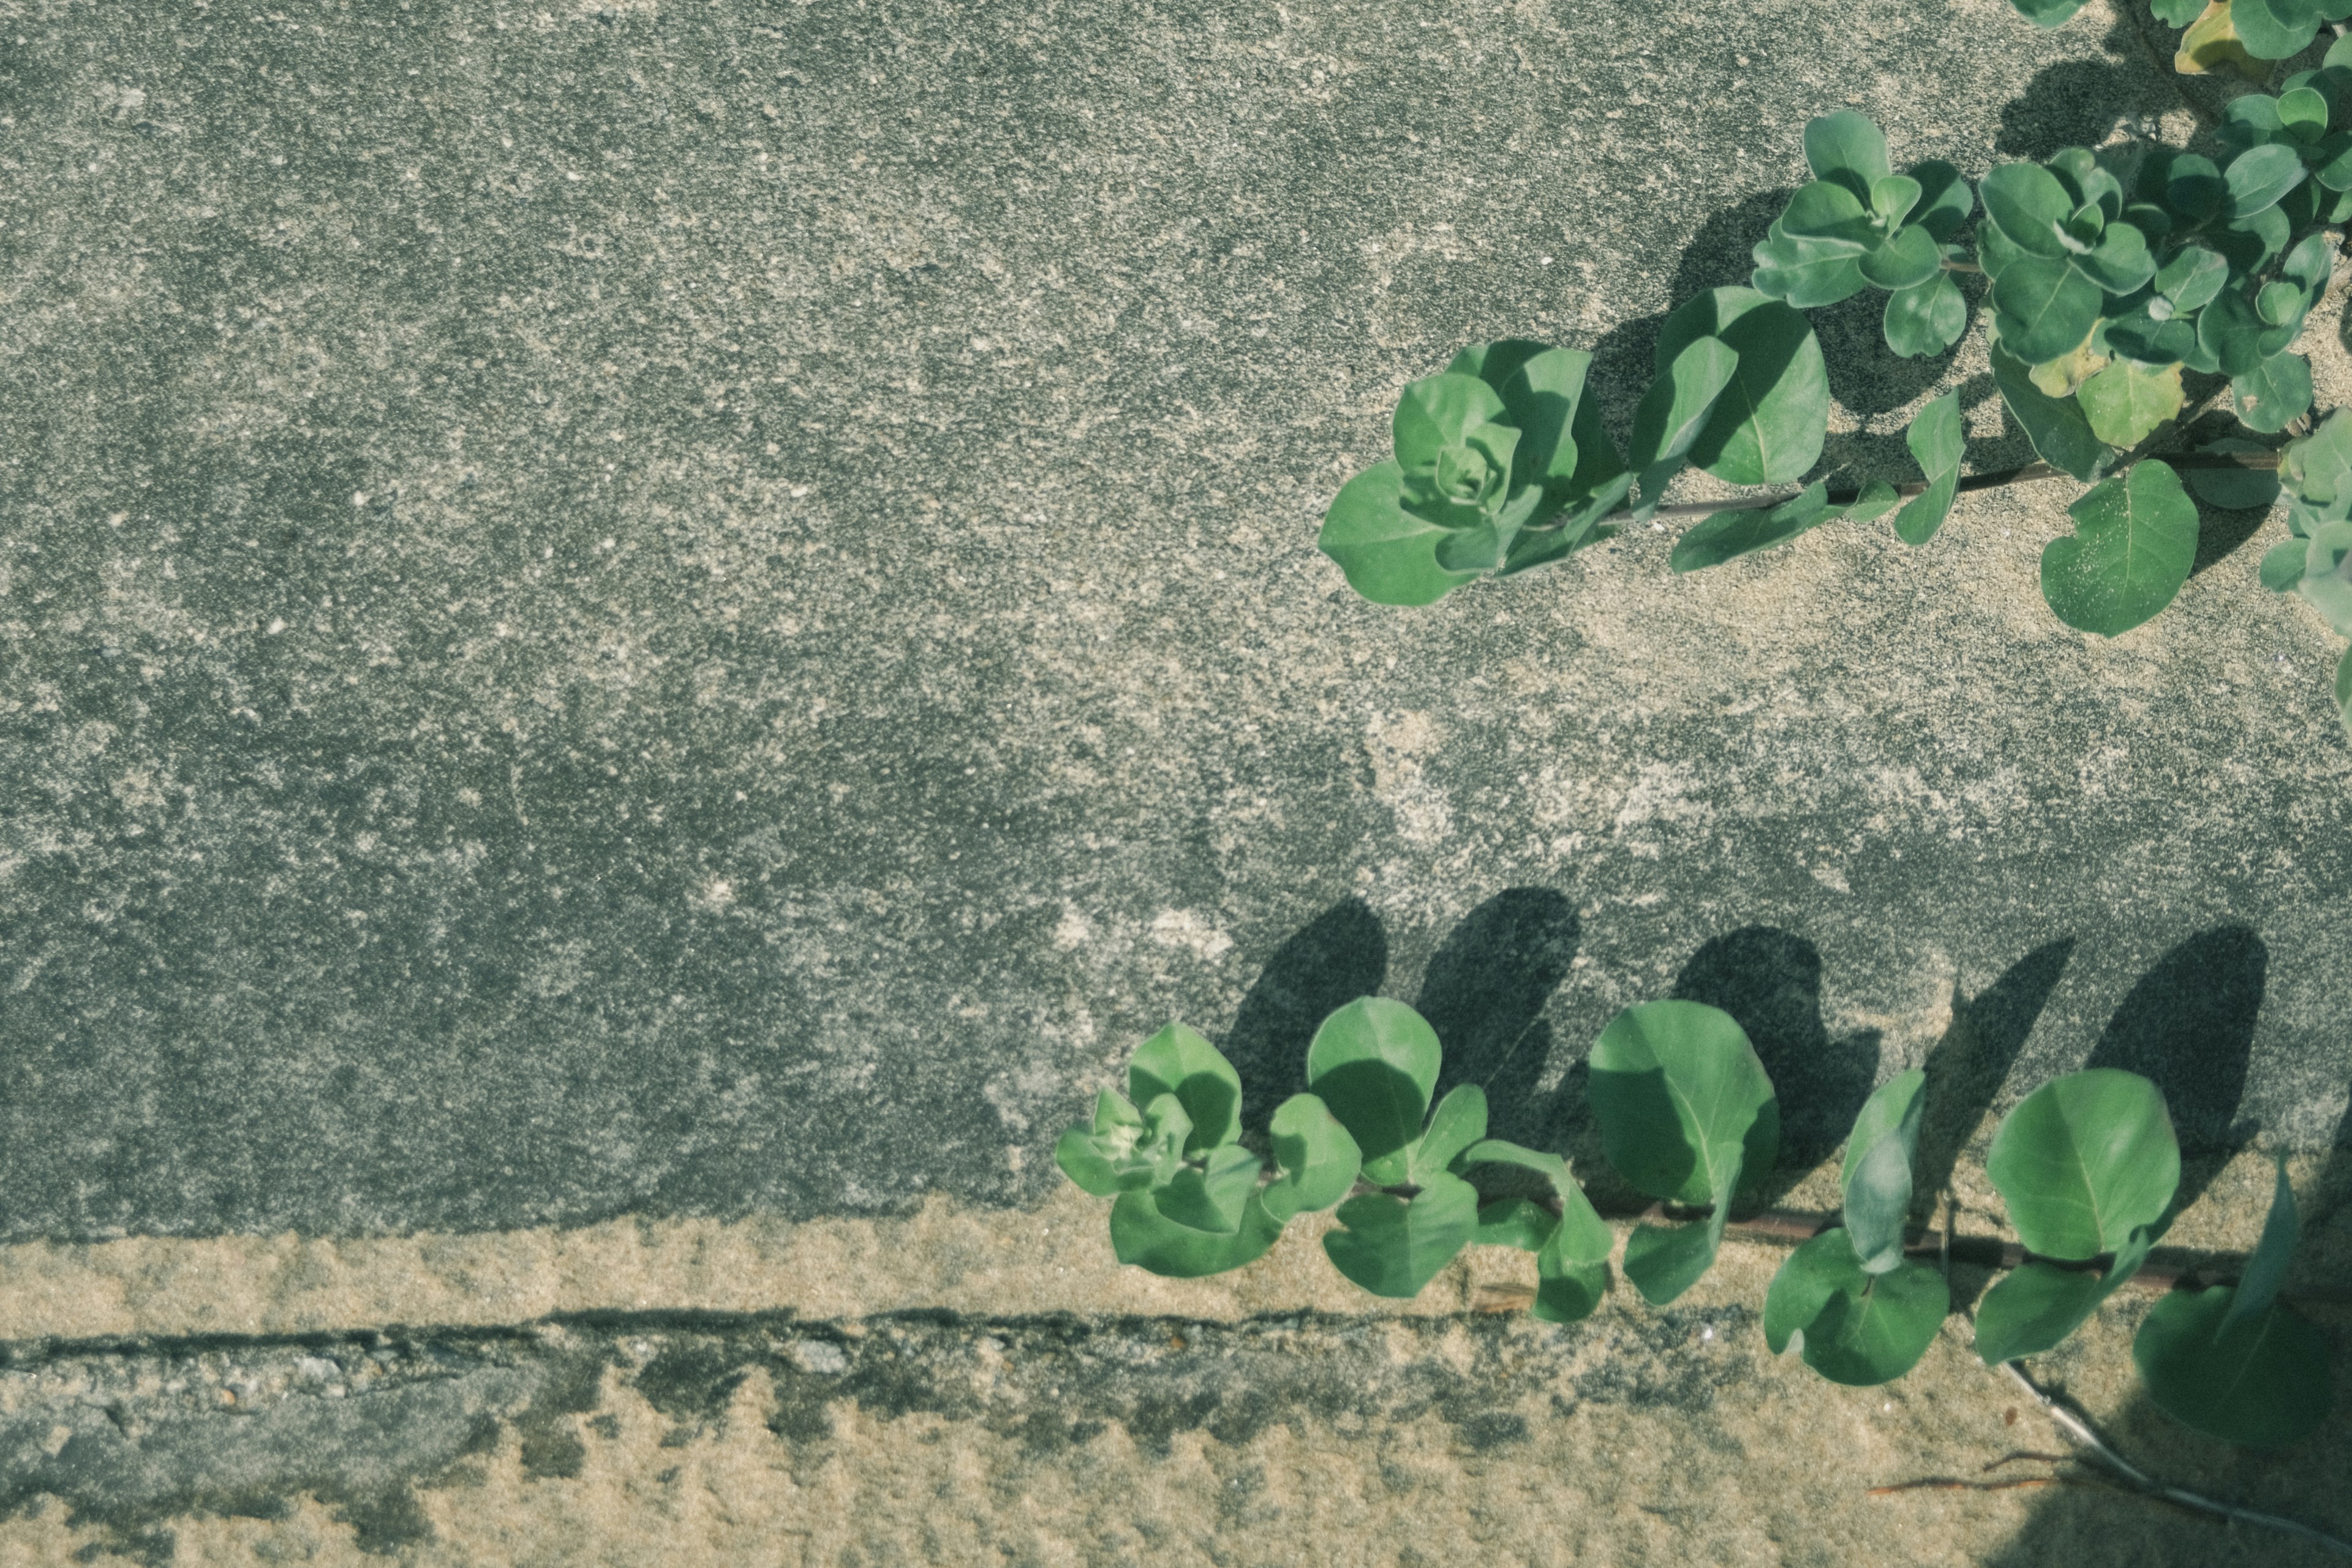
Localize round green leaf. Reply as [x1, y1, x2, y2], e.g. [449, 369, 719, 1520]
[1155, 1142, 1264, 1234]
[1476, 1197, 1559, 1251]
[1261, 1092, 1362, 1219]
[2156, 246, 2226, 313]
[1779, 179, 1877, 246]
[1804, 110, 1892, 197]
[1986, 1069, 2179, 1259]
[2281, 407, 2352, 507]
[1623, 1148, 1741, 1305]
[2232, 0, 2326, 59]
[1408, 1084, 1490, 1183]
[1651, 288, 1827, 486]
[1858, 224, 1942, 290]
[1306, 997, 1442, 1172]
[2234, 352, 2313, 435]
[1981, 163, 2074, 258]
[1765, 1232, 1950, 1385]
[1975, 1236, 2154, 1364]
[2190, 438, 2283, 511]
[2039, 460, 2201, 637]
[1318, 461, 1480, 607]
[1322, 1172, 1479, 1298]
[1906, 160, 1975, 241]
[2135, 1287, 2334, 1446]
[1752, 222, 1867, 307]
[1392, 373, 1508, 469]
[2225, 143, 2308, 219]
[1589, 1000, 1779, 1207]
[1883, 271, 1967, 360]
[1990, 257, 2103, 364]
[1109, 1188, 1285, 1277]
[1990, 342, 2109, 483]
[1128, 1022, 1244, 1154]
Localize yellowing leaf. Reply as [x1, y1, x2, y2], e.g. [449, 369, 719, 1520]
[2027, 326, 2110, 400]
[2176, 1, 2263, 78]
[2077, 360, 2185, 448]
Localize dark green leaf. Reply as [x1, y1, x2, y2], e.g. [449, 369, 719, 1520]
[1589, 1000, 1778, 1208]
[1129, 1022, 1245, 1153]
[1319, 462, 1479, 606]
[1765, 1232, 1950, 1385]
[2135, 1285, 2334, 1446]
[1668, 481, 1897, 571]
[1532, 1232, 1611, 1323]
[2073, 222, 2156, 295]
[2225, 142, 2307, 216]
[1055, 1088, 1148, 1196]
[1883, 271, 1967, 359]
[1907, 160, 1975, 241]
[1990, 341, 2110, 482]
[2234, 352, 2313, 435]
[1752, 222, 1868, 307]
[1460, 1137, 1616, 1307]
[2192, 439, 2285, 510]
[1870, 173, 1923, 227]
[1654, 288, 1829, 486]
[1859, 225, 1942, 290]
[1842, 1070, 1926, 1273]
[2337, 645, 2352, 735]
[1986, 1069, 2180, 1258]
[1323, 1172, 1479, 1298]
[1974, 1233, 2154, 1363]
[2261, 537, 2310, 587]
[1261, 1092, 1362, 1220]
[1481, 344, 1590, 500]
[2226, 1157, 2301, 1335]
[1476, 1197, 1558, 1251]
[2199, 286, 2272, 379]
[1990, 256, 2102, 364]
[2076, 359, 2185, 448]
[1981, 163, 2074, 257]
[1779, 179, 1877, 246]
[2231, 0, 2325, 58]
[1409, 1084, 1490, 1183]
[2007, 0, 2089, 21]
[1623, 1150, 1740, 1305]
[2279, 84, 2331, 134]
[1804, 110, 1892, 197]
[2166, 154, 2226, 221]
[1306, 997, 1442, 1179]
[2040, 460, 2201, 636]
[1110, 1188, 1285, 1277]
[1894, 392, 1965, 545]
[2149, 0, 2203, 23]
[2155, 245, 2226, 312]
[1627, 334, 1740, 518]
[1156, 1143, 1265, 1234]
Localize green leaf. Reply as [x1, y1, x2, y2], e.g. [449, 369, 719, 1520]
[1804, 110, 1892, 197]
[2135, 1286, 2334, 1446]
[1841, 1070, 1926, 1274]
[1975, 1230, 2155, 1363]
[1476, 1197, 1559, 1251]
[1870, 174, 1923, 227]
[1765, 1232, 1950, 1385]
[2233, 352, 2313, 435]
[2155, 245, 2227, 313]
[1779, 179, 1877, 246]
[2192, 439, 2284, 511]
[1319, 461, 1480, 606]
[1110, 1188, 1286, 1278]
[1907, 160, 1975, 241]
[1883, 271, 1967, 359]
[2261, 538, 2310, 588]
[1533, 1226, 1612, 1323]
[2007, 0, 2089, 22]
[1990, 342, 2110, 483]
[1155, 1142, 1265, 1234]
[2225, 142, 2307, 217]
[1623, 1150, 1740, 1305]
[1752, 222, 1868, 307]
[2337, 645, 2352, 735]
[1859, 225, 1942, 290]
[1981, 163, 2075, 258]
[1986, 1069, 2180, 1259]
[1488, 345, 1590, 501]
[1589, 999, 1779, 1208]
[1261, 1092, 1362, 1221]
[2281, 407, 2352, 505]
[2232, 0, 2326, 58]
[2279, 83, 2331, 134]
[2076, 360, 2185, 448]
[2227, 1156, 2301, 1335]
[1991, 257, 2104, 364]
[2040, 459, 2201, 636]
[2075, 224, 2157, 295]
[1653, 289, 1830, 486]
[1668, 480, 1898, 571]
[1129, 1022, 1244, 1154]
[1055, 1087, 1150, 1195]
[1627, 334, 1740, 518]
[2302, 521, 2352, 632]
[1393, 373, 1509, 469]
[1322, 1172, 1479, 1298]
[1894, 392, 1965, 545]
[1306, 997, 1442, 1180]
[1409, 1084, 1490, 1183]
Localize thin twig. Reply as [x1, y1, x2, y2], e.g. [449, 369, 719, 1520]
[1999, 1362, 2352, 1558]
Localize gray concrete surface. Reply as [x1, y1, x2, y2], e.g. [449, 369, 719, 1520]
[2, 0, 2348, 1250]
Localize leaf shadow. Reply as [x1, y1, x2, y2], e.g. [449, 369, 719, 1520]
[1669, 926, 1882, 1203]
[1917, 938, 2078, 1207]
[1417, 888, 1581, 1149]
[1992, 27, 2185, 161]
[2084, 924, 2266, 1218]
[1221, 897, 1388, 1138]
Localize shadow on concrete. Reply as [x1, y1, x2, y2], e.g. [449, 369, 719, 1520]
[2085, 924, 2266, 1218]
[1670, 927, 1882, 1186]
[1221, 898, 1388, 1136]
[1419, 889, 1581, 1148]
[1918, 939, 2076, 1204]
[1994, 26, 2185, 160]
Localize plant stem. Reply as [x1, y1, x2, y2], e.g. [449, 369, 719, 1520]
[1996, 1362, 2352, 1558]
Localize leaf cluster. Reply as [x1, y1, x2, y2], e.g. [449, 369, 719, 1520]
[1061, 1001, 2339, 1448]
